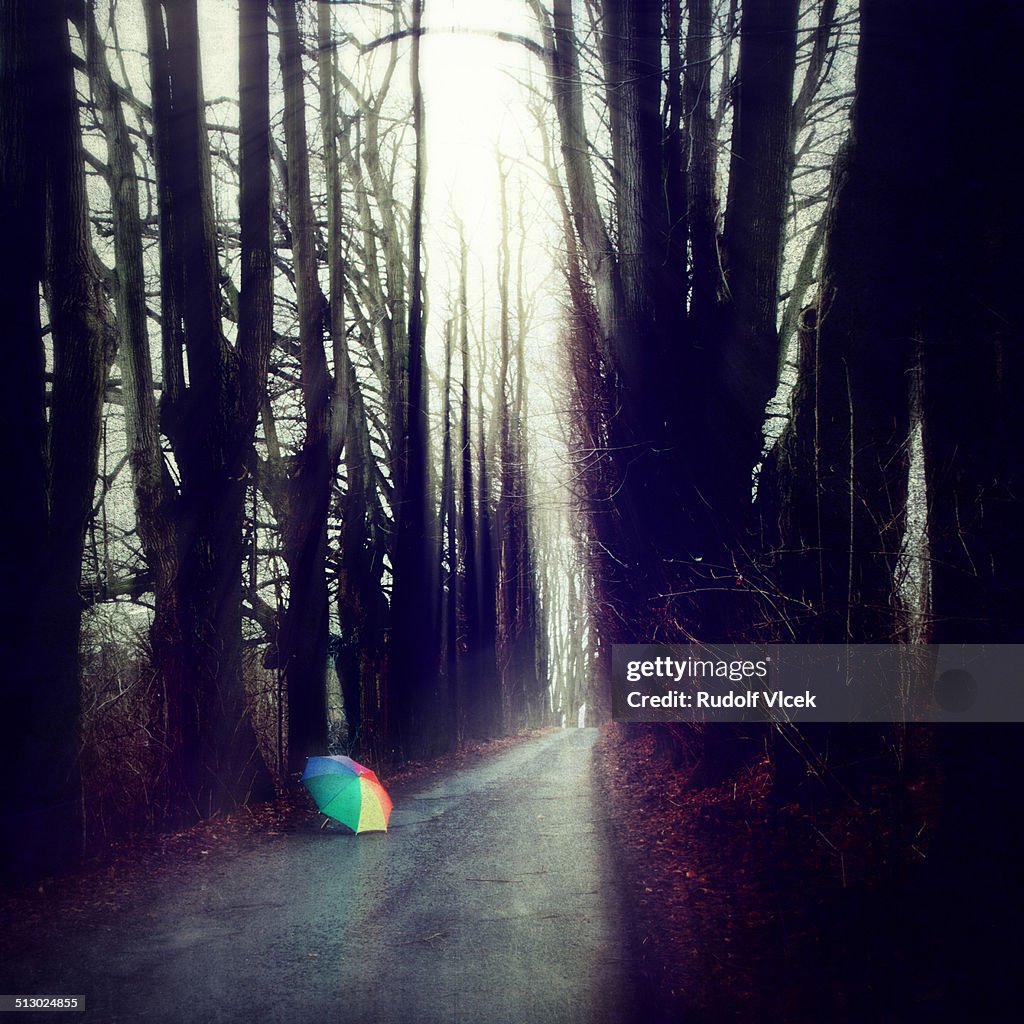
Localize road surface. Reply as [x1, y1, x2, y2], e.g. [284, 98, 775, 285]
[2, 728, 638, 1023]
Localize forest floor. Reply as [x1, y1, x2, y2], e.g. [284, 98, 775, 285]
[595, 722, 1022, 1023]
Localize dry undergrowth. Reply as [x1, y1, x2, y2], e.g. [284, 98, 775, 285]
[594, 722, 945, 1023]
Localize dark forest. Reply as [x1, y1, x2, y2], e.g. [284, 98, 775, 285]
[1, 1, 1022, 1020]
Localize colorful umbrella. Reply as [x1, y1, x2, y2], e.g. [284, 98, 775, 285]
[301, 755, 393, 833]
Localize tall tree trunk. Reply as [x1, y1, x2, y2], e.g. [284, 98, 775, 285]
[147, 0, 273, 816]
[330, 60, 393, 759]
[912, 11, 1024, 1010]
[716, 0, 799, 526]
[41, 0, 111, 859]
[440, 321, 459, 749]
[684, 0, 719, 330]
[796, 0, 931, 641]
[1, 2, 109, 879]
[0, 4, 50, 879]
[335, 363, 383, 755]
[476, 418, 501, 739]
[388, 0, 439, 759]
[540, 0, 622, 365]
[544, 0, 682, 625]
[512, 254, 544, 728]
[601, 0, 671, 338]
[458, 235, 486, 740]
[271, 0, 346, 772]
[82, 2, 185, 818]
[495, 161, 515, 730]
[663, 0, 688, 315]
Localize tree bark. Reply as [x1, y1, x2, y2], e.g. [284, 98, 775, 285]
[82, 1, 187, 818]
[458, 234, 486, 740]
[270, 0, 341, 772]
[440, 321, 459, 749]
[801, 0, 934, 641]
[1, 2, 108, 879]
[684, 0, 719, 330]
[146, 0, 274, 815]
[717, 0, 799, 523]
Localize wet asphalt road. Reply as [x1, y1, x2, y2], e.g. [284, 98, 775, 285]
[3, 729, 638, 1023]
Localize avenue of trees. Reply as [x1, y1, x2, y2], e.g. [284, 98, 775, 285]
[1, 0, 1021, 885]
[1, 0, 551, 881]
[533, 0, 1022, 782]
[539, 0, 1021, 648]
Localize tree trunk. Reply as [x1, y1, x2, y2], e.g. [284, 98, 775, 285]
[0, 6, 50, 878]
[716, 0, 799, 525]
[440, 321, 460, 749]
[458, 235, 487, 740]
[495, 161, 515, 730]
[271, 0, 340, 772]
[684, 0, 719, 330]
[147, 0, 274, 816]
[1, 2, 108, 879]
[476, 418, 501, 739]
[82, 0, 187, 821]
[388, 0, 440, 759]
[798, 0, 934, 641]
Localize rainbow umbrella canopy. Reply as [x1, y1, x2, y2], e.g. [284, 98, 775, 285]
[301, 755, 393, 833]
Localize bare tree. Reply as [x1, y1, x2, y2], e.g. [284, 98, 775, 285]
[1, 1, 110, 878]
[142, 0, 274, 817]
[386, 0, 445, 759]
[257, 0, 348, 774]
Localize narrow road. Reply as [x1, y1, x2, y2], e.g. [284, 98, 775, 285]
[3, 729, 637, 1023]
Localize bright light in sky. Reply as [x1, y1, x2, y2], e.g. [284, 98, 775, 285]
[420, 0, 543, 246]
[418, 0, 567, 479]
